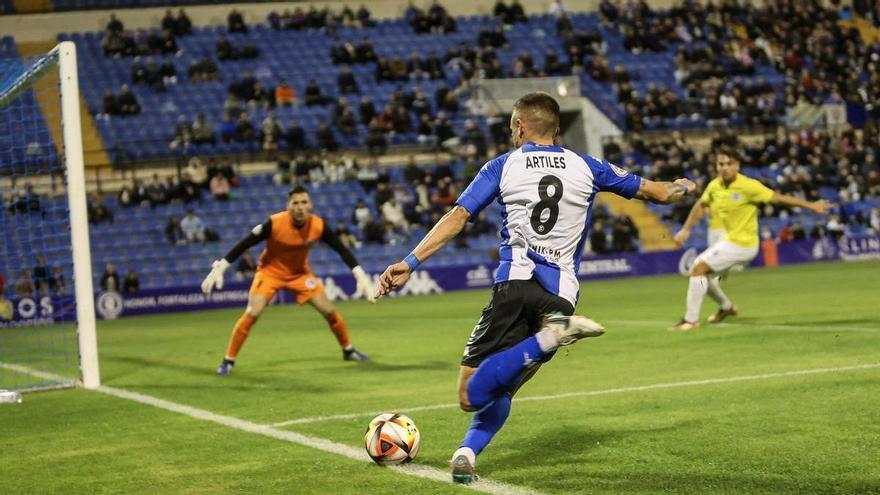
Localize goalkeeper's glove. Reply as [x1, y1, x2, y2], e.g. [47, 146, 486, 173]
[201, 259, 230, 294]
[352, 265, 376, 303]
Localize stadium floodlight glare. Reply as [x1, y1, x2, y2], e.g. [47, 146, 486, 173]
[0, 41, 99, 391]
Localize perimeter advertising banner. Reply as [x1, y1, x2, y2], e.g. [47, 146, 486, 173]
[1, 235, 877, 325]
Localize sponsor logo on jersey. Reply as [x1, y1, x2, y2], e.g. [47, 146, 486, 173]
[609, 163, 629, 177]
[96, 291, 124, 319]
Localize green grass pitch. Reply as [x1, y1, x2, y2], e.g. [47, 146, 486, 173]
[3, 260, 879, 494]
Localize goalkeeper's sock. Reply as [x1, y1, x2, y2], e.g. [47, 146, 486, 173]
[325, 311, 351, 348]
[684, 275, 709, 323]
[461, 393, 511, 456]
[225, 313, 256, 360]
[466, 336, 543, 409]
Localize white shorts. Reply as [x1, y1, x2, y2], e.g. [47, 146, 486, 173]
[707, 228, 725, 246]
[694, 239, 758, 273]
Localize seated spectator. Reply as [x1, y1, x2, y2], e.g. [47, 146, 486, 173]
[144, 173, 167, 208]
[366, 118, 388, 156]
[352, 200, 372, 229]
[611, 215, 638, 252]
[160, 29, 178, 55]
[87, 193, 114, 225]
[100, 263, 121, 292]
[235, 252, 257, 281]
[188, 56, 219, 82]
[216, 35, 236, 60]
[355, 37, 377, 63]
[590, 222, 609, 254]
[165, 216, 186, 245]
[106, 13, 124, 34]
[117, 84, 140, 116]
[180, 210, 206, 243]
[316, 123, 338, 151]
[241, 41, 260, 59]
[275, 79, 298, 107]
[356, 4, 374, 27]
[337, 66, 359, 94]
[174, 8, 192, 36]
[210, 173, 231, 200]
[228, 9, 247, 33]
[118, 186, 135, 207]
[381, 197, 409, 232]
[432, 176, 457, 209]
[32, 255, 51, 294]
[191, 114, 215, 145]
[363, 218, 385, 243]
[286, 121, 307, 151]
[169, 114, 193, 150]
[100, 90, 119, 118]
[249, 81, 273, 109]
[335, 221, 361, 249]
[123, 270, 139, 294]
[219, 113, 237, 143]
[14, 270, 34, 297]
[304, 79, 328, 106]
[274, 155, 292, 185]
[261, 112, 283, 151]
[235, 113, 256, 142]
[50, 267, 68, 295]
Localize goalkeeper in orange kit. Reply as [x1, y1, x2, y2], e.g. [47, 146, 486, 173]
[201, 186, 374, 375]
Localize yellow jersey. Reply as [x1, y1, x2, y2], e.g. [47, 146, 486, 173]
[700, 174, 775, 248]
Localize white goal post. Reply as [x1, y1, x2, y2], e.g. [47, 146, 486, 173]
[0, 41, 99, 390]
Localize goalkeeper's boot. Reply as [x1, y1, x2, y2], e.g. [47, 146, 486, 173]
[451, 454, 477, 484]
[216, 358, 235, 376]
[544, 313, 605, 346]
[343, 347, 369, 362]
[669, 319, 700, 331]
[707, 305, 738, 324]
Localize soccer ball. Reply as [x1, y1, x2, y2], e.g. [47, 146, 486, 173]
[364, 412, 420, 465]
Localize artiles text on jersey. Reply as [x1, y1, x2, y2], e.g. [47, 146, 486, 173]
[525, 155, 566, 169]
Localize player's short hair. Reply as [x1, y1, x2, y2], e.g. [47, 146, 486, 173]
[716, 146, 742, 163]
[512, 92, 560, 138]
[288, 185, 310, 198]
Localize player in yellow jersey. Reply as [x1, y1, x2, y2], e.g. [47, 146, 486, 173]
[673, 189, 736, 323]
[670, 148, 831, 330]
[200, 186, 375, 375]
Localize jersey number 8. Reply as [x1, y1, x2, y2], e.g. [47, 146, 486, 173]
[530, 175, 564, 234]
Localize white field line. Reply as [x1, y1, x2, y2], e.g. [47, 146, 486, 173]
[604, 319, 880, 332]
[268, 363, 880, 428]
[0, 361, 538, 495]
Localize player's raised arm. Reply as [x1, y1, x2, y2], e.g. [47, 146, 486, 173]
[768, 192, 832, 216]
[374, 205, 471, 299]
[200, 219, 271, 294]
[673, 200, 708, 247]
[320, 224, 375, 302]
[633, 177, 696, 204]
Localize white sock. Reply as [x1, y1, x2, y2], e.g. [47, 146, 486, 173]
[453, 447, 476, 466]
[685, 275, 709, 323]
[535, 328, 559, 353]
[706, 275, 733, 310]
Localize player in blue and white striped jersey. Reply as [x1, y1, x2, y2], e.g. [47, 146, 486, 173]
[375, 92, 696, 483]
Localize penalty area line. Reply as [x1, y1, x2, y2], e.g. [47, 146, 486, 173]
[269, 362, 880, 427]
[0, 362, 539, 495]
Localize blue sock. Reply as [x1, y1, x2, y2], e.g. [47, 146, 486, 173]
[461, 394, 512, 456]
[467, 335, 543, 409]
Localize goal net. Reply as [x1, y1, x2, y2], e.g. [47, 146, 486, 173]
[0, 40, 99, 392]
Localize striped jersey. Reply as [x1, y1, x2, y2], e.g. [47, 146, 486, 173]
[455, 142, 642, 306]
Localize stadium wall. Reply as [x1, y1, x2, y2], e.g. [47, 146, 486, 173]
[2, 235, 877, 326]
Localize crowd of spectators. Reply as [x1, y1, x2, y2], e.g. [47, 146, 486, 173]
[6, 255, 70, 298]
[605, 125, 880, 239]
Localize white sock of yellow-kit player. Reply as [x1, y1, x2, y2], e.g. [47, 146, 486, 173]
[706, 275, 733, 310]
[685, 275, 709, 323]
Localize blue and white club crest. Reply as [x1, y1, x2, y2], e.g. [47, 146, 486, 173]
[731, 192, 741, 201]
[305, 278, 316, 289]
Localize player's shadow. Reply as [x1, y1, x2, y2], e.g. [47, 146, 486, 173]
[100, 355, 330, 393]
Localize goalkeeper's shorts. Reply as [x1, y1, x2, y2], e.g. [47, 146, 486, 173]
[249, 270, 324, 304]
